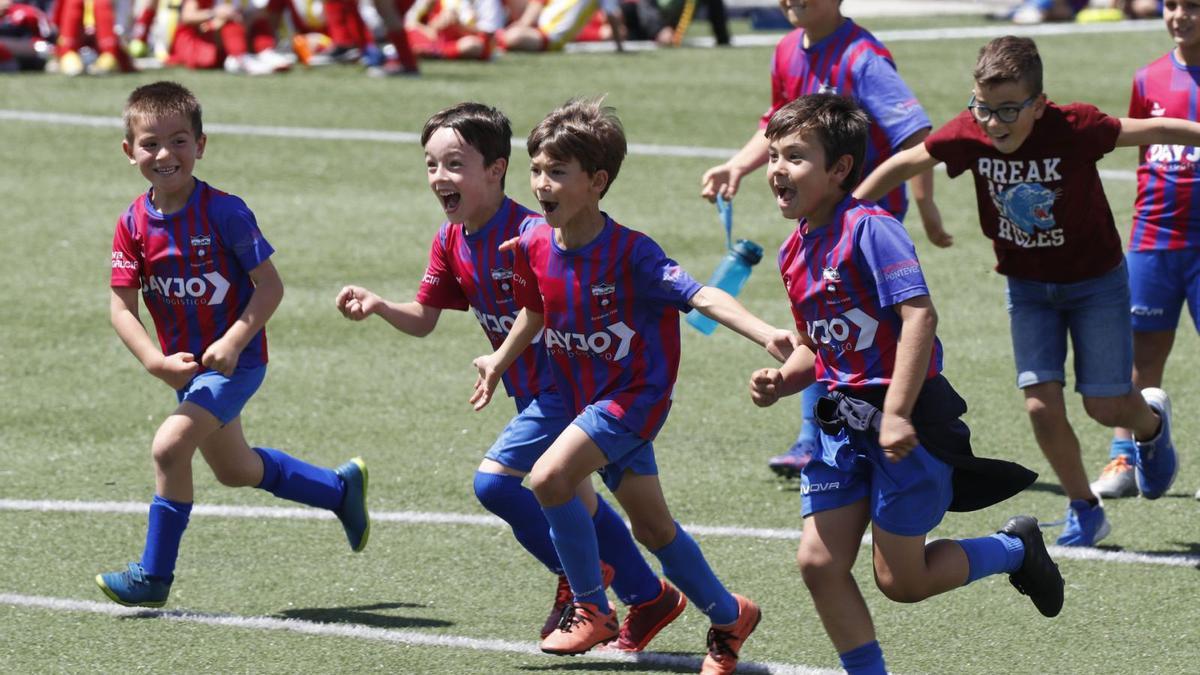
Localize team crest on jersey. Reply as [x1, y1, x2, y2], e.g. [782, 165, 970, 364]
[822, 267, 841, 293]
[491, 267, 514, 296]
[817, 81, 837, 95]
[591, 282, 616, 310]
[189, 234, 212, 258]
[1150, 101, 1166, 117]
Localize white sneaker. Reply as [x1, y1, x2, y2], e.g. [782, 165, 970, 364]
[1090, 455, 1139, 499]
[223, 54, 244, 74]
[253, 48, 293, 72]
[239, 54, 279, 76]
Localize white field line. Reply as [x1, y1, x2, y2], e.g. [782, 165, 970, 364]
[0, 593, 837, 675]
[3, 499, 1198, 569]
[0, 109, 1140, 182]
[565, 18, 1163, 52]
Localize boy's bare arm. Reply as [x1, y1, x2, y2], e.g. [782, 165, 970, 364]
[749, 339, 817, 408]
[899, 129, 953, 248]
[202, 258, 283, 375]
[879, 295, 937, 461]
[110, 287, 198, 389]
[335, 285, 442, 337]
[700, 130, 770, 202]
[688, 286, 797, 362]
[854, 143, 939, 203]
[471, 307, 544, 410]
[1116, 116, 1200, 148]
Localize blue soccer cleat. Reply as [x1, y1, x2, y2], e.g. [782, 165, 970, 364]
[767, 438, 816, 479]
[95, 562, 172, 607]
[1056, 499, 1111, 547]
[999, 516, 1064, 618]
[334, 457, 370, 552]
[1134, 388, 1178, 500]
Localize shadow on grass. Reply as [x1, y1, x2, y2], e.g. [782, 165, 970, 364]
[276, 602, 453, 629]
[518, 650, 704, 673]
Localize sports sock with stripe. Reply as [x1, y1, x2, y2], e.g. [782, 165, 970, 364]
[652, 523, 738, 625]
[253, 447, 344, 511]
[473, 471, 563, 573]
[958, 533, 1025, 584]
[593, 496, 661, 605]
[140, 494, 192, 578]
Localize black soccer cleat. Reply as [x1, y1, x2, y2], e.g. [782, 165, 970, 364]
[999, 515, 1064, 618]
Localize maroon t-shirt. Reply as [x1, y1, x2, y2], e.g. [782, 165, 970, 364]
[925, 103, 1124, 283]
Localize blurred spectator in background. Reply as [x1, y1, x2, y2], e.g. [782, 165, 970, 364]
[51, 0, 135, 74]
[171, 0, 294, 74]
[0, 0, 54, 71]
[405, 0, 502, 59]
[499, 0, 622, 51]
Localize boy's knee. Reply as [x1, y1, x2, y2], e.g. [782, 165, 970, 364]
[797, 547, 845, 588]
[874, 573, 927, 604]
[529, 466, 573, 505]
[1082, 397, 1127, 428]
[473, 470, 516, 510]
[631, 520, 676, 550]
[150, 437, 190, 469]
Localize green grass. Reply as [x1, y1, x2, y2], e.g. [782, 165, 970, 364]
[3, 19, 1200, 675]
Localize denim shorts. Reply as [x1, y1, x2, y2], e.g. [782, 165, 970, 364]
[572, 404, 658, 493]
[1127, 249, 1200, 334]
[484, 391, 572, 473]
[800, 427, 953, 537]
[1005, 261, 1133, 397]
[176, 365, 266, 425]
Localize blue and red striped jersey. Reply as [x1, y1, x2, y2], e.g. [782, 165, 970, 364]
[110, 180, 274, 371]
[1128, 51, 1200, 252]
[513, 216, 702, 440]
[779, 196, 941, 390]
[762, 19, 931, 221]
[415, 197, 554, 399]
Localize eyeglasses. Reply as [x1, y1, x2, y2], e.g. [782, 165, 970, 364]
[967, 95, 1036, 123]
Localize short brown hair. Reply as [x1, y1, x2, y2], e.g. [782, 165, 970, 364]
[421, 102, 512, 186]
[123, 81, 203, 142]
[526, 97, 626, 198]
[764, 94, 868, 191]
[973, 36, 1043, 97]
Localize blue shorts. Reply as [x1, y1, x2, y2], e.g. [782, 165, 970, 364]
[801, 427, 953, 537]
[1127, 248, 1200, 333]
[572, 405, 658, 493]
[176, 365, 266, 425]
[484, 391, 572, 473]
[1005, 261, 1133, 397]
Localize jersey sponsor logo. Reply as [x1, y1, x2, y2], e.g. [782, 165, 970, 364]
[1145, 144, 1200, 170]
[877, 260, 922, 283]
[543, 321, 635, 360]
[145, 271, 230, 305]
[111, 251, 138, 270]
[806, 308, 878, 353]
[471, 308, 543, 344]
[801, 480, 841, 495]
[421, 269, 441, 286]
[1131, 304, 1165, 317]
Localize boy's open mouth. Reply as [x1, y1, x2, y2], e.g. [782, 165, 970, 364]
[773, 183, 796, 204]
[154, 166, 180, 176]
[438, 190, 462, 210]
[539, 200, 559, 214]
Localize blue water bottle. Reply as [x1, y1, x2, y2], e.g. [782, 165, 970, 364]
[687, 238, 764, 335]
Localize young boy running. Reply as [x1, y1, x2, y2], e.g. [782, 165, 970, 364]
[750, 93, 1062, 675]
[471, 97, 796, 674]
[857, 36, 1198, 546]
[99, 81, 368, 607]
[699, 0, 949, 479]
[1098, 0, 1200, 500]
[335, 102, 685, 649]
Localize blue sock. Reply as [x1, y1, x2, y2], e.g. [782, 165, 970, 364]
[652, 524, 738, 624]
[253, 447, 345, 511]
[472, 471, 563, 574]
[593, 496, 660, 606]
[840, 640, 886, 675]
[544, 497, 607, 608]
[799, 382, 823, 444]
[140, 494, 192, 579]
[1109, 438, 1136, 460]
[958, 533, 1025, 584]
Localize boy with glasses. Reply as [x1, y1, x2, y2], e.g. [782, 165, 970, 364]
[857, 36, 1200, 546]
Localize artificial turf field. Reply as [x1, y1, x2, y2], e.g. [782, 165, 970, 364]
[2, 14, 1199, 674]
